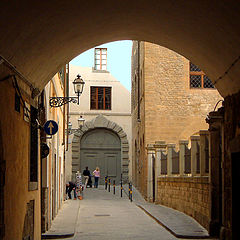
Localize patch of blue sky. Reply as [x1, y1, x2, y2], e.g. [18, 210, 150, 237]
[70, 40, 133, 91]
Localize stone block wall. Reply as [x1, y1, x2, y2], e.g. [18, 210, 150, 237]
[143, 42, 222, 146]
[157, 176, 210, 230]
[131, 41, 222, 199]
[146, 131, 211, 230]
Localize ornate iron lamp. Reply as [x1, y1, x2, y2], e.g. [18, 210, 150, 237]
[49, 74, 85, 107]
[67, 116, 85, 135]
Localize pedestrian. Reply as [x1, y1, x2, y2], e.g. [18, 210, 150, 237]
[66, 181, 76, 199]
[83, 166, 91, 188]
[93, 167, 100, 188]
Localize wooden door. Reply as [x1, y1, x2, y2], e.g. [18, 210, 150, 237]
[80, 129, 121, 185]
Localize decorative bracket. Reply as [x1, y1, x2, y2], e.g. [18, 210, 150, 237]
[49, 97, 79, 107]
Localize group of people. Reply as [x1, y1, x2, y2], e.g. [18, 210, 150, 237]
[66, 166, 100, 200]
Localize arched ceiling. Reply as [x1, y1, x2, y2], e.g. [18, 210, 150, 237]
[0, 1, 240, 97]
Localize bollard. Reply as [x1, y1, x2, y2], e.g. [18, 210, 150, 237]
[108, 178, 111, 192]
[105, 176, 108, 190]
[113, 180, 116, 195]
[120, 179, 123, 198]
[130, 183, 133, 202]
[128, 182, 131, 200]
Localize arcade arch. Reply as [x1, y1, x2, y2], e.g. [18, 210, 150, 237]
[0, 2, 240, 239]
[0, 1, 240, 97]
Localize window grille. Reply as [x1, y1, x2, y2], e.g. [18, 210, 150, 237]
[203, 75, 214, 88]
[190, 63, 214, 89]
[90, 86, 111, 110]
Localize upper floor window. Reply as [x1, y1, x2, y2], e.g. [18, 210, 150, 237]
[94, 48, 107, 70]
[90, 86, 111, 110]
[190, 62, 214, 89]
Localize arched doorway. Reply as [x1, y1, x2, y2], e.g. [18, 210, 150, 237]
[72, 115, 130, 184]
[80, 128, 121, 185]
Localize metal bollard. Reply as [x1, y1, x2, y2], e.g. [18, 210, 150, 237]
[108, 178, 111, 192]
[130, 183, 133, 202]
[120, 179, 123, 198]
[105, 176, 108, 190]
[113, 180, 116, 195]
[128, 182, 131, 200]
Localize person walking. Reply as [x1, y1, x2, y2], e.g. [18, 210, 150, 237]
[93, 167, 100, 188]
[83, 166, 91, 188]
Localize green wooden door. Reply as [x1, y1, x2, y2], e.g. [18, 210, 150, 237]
[80, 129, 121, 185]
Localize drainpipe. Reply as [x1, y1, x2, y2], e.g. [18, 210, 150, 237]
[137, 41, 141, 122]
[66, 63, 70, 151]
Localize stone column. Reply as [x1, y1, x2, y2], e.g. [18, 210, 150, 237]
[153, 141, 167, 202]
[167, 144, 176, 176]
[191, 136, 200, 176]
[206, 109, 223, 237]
[199, 130, 209, 176]
[146, 144, 155, 202]
[179, 140, 189, 176]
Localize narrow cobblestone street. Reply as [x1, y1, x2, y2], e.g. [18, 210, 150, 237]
[73, 186, 177, 240]
[44, 185, 213, 240]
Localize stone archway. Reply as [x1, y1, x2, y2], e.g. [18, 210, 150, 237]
[71, 115, 129, 183]
[1, 2, 240, 97]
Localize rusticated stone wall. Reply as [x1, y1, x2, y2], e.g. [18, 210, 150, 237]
[157, 176, 210, 230]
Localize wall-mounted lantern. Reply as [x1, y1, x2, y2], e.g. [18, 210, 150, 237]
[67, 116, 85, 135]
[49, 74, 85, 107]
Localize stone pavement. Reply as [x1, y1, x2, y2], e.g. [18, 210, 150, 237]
[42, 199, 80, 239]
[123, 185, 210, 239]
[42, 185, 214, 240]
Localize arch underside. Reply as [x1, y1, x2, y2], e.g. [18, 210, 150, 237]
[0, 1, 240, 97]
[71, 115, 129, 183]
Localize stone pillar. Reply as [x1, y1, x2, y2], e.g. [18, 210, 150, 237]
[153, 141, 166, 202]
[146, 144, 155, 202]
[167, 144, 176, 176]
[199, 130, 209, 176]
[191, 136, 200, 176]
[179, 140, 189, 176]
[206, 109, 224, 237]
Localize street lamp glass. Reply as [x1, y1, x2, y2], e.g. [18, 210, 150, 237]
[78, 116, 85, 128]
[73, 74, 85, 95]
[68, 122, 72, 131]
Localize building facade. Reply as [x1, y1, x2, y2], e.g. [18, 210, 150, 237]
[131, 41, 222, 198]
[40, 67, 68, 232]
[66, 48, 132, 185]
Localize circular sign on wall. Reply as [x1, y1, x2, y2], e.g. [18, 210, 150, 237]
[43, 120, 58, 135]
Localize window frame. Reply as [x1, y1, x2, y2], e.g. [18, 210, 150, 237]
[94, 48, 107, 71]
[90, 86, 112, 110]
[189, 62, 215, 89]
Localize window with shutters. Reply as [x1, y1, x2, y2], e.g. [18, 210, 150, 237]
[94, 48, 107, 70]
[190, 62, 214, 89]
[90, 86, 111, 110]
